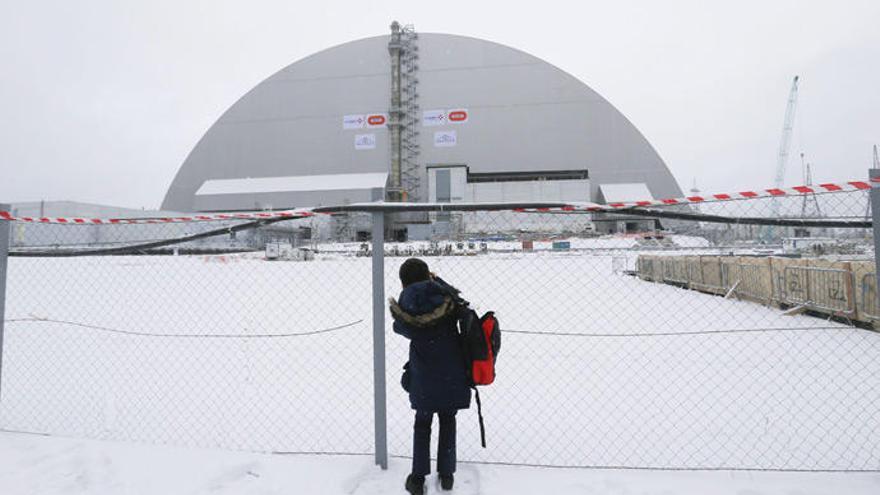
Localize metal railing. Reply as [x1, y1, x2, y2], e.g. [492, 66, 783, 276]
[783, 266, 855, 314]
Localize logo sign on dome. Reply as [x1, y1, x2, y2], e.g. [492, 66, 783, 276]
[433, 130, 457, 148]
[354, 134, 376, 150]
[343, 114, 365, 129]
[447, 109, 468, 124]
[422, 110, 447, 127]
[366, 114, 388, 127]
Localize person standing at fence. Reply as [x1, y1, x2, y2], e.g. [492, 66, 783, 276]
[389, 258, 471, 495]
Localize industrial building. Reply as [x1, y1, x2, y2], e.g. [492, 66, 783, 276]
[159, 23, 682, 240]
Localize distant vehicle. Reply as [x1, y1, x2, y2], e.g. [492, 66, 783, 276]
[782, 237, 835, 255]
[266, 242, 315, 261]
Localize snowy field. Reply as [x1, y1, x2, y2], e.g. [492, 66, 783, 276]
[2, 242, 880, 471]
[2, 432, 878, 495]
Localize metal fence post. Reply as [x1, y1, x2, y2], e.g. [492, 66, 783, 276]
[371, 211, 388, 469]
[871, 170, 880, 309]
[0, 203, 10, 401]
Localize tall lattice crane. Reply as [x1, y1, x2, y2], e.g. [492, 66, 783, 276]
[774, 76, 800, 190]
[764, 76, 800, 242]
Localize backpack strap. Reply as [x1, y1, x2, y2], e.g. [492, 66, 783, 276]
[474, 387, 487, 448]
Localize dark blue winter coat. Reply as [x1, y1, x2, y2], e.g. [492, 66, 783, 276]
[390, 280, 471, 412]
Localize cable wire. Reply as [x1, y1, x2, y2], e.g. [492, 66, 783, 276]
[5, 317, 364, 338]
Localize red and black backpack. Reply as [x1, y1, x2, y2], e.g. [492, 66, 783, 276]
[457, 305, 501, 448]
[459, 309, 501, 386]
[434, 276, 501, 448]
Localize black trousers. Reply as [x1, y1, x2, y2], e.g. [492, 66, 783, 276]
[412, 410, 457, 476]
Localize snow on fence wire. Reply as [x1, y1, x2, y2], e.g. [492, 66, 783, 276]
[1, 184, 880, 472]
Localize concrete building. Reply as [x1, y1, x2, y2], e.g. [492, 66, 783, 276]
[162, 24, 682, 239]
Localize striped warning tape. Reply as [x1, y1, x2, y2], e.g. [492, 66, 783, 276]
[0, 178, 874, 223]
[0, 209, 315, 225]
[515, 178, 877, 213]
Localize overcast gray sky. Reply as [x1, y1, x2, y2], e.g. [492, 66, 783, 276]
[1, 0, 878, 209]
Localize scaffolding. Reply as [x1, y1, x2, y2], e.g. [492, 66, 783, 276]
[388, 21, 420, 202]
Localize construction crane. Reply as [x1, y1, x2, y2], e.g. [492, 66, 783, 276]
[774, 76, 800, 189]
[764, 76, 800, 242]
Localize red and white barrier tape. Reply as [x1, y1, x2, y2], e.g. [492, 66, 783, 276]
[0, 209, 314, 225]
[0, 178, 875, 223]
[515, 178, 878, 213]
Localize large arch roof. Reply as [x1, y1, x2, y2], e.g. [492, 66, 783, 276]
[162, 33, 681, 211]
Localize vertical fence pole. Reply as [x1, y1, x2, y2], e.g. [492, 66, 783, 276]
[871, 170, 880, 309]
[371, 211, 388, 469]
[0, 203, 10, 401]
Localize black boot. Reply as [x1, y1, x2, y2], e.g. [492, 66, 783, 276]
[405, 474, 425, 495]
[440, 474, 454, 490]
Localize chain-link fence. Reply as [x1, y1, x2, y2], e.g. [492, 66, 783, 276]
[0, 214, 376, 455]
[1, 183, 879, 471]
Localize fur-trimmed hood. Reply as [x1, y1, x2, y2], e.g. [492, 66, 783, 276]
[388, 280, 456, 328]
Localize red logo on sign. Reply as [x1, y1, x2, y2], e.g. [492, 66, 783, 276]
[367, 115, 386, 126]
[448, 110, 468, 122]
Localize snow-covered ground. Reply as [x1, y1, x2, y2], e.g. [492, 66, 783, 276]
[2, 242, 879, 471]
[2, 431, 878, 495]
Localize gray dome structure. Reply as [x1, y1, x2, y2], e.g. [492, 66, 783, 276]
[162, 32, 682, 213]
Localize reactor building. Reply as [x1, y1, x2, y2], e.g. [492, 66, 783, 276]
[161, 23, 682, 240]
